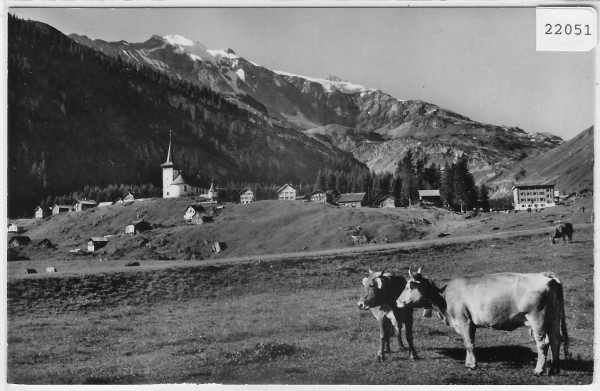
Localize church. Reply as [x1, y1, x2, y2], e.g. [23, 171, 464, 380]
[161, 133, 217, 201]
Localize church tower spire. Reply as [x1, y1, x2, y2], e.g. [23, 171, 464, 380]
[161, 131, 178, 198]
[162, 130, 174, 167]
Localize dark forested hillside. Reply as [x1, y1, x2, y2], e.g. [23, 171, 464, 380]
[7, 15, 368, 217]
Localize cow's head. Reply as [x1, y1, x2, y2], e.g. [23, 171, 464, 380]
[396, 266, 444, 310]
[357, 268, 393, 310]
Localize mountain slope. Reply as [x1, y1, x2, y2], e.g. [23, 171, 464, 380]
[71, 33, 564, 180]
[8, 16, 368, 217]
[487, 126, 594, 196]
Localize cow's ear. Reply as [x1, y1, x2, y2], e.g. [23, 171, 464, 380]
[362, 277, 368, 286]
[376, 278, 383, 289]
[438, 285, 447, 293]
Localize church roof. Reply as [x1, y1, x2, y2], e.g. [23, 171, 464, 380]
[171, 175, 188, 185]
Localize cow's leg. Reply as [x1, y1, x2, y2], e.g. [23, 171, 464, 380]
[459, 321, 477, 369]
[383, 316, 392, 353]
[404, 308, 418, 359]
[378, 315, 389, 361]
[528, 316, 549, 375]
[371, 309, 387, 361]
[547, 316, 562, 375]
[387, 309, 405, 350]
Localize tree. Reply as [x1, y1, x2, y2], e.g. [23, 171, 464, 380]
[326, 172, 337, 192]
[478, 183, 490, 212]
[440, 162, 454, 209]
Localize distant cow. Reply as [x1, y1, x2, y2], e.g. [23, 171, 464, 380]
[25, 268, 37, 274]
[396, 267, 568, 375]
[357, 269, 418, 361]
[126, 262, 140, 267]
[46, 267, 57, 273]
[550, 223, 574, 244]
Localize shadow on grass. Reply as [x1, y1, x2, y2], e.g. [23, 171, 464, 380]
[437, 345, 535, 366]
[437, 345, 593, 373]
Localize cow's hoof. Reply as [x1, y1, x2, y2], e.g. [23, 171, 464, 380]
[377, 356, 385, 362]
[534, 370, 544, 376]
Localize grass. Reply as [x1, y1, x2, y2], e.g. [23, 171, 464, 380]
[8, 195, 593, 269]
[6, 225, 594, 384]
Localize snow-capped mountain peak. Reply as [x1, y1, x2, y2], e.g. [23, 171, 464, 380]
[163, 34, 195, 47]
[273, 70, 374, 94]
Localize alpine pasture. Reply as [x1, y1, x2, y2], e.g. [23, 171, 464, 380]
[7, 198, 594, 384]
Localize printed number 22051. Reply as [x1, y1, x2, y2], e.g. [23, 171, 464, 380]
[545, 24, 592, 35]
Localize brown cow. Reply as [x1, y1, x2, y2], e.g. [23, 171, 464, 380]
[357, 269, 418, 361]
[550, 223, 574, 244]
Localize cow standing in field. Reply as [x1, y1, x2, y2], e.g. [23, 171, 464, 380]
[357, 269, 418, 361]
[550, 223, 574, 244]
[396, 267, 569, 376]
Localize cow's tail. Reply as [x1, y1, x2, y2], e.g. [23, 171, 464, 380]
[543, 271, 570, 359]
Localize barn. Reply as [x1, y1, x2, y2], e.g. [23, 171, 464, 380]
[52, 204, 71, 215]
[336, 193, 367, 208]
[125, 220, 152, 235]
[418, 190, 442, 206]
[376, 195, 398, 208]
[124, 192, 144, 202]
[74, 199, 97, 212]
[190, 215, 213, 225]
[87, 237, 109, 252]
[9, 236, 31, 248]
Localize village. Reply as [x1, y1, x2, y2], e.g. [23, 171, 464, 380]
[7, 134, 592, 273]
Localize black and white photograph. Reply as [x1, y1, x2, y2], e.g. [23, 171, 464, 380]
[4, 4, 596, 385]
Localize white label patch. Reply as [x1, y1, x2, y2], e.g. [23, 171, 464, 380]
[536, 7, 597, 51]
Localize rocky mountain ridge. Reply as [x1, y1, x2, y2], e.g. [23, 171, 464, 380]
[70, 33, 565, 181]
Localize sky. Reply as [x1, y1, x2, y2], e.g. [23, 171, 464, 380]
[8, 6, 596, 140]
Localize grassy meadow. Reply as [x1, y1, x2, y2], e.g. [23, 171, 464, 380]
[7, 225, 593, 385]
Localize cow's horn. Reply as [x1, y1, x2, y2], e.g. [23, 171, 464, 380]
[408, 266, 414, 278]
[368, 267, 373, 274]
[417, 267, 422, 275]
[380, 269, 385, 276]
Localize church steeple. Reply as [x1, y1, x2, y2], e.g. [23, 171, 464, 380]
[161, 131, 175, 168]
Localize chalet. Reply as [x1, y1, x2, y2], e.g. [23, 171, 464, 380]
[7, 223, 24, 233]
[190, 215, 213, 225]
[512, 184, 555, 211]
[309, 189, 327, 203]
[9, 236, 31, 248]
[376, 195, 398, 208]
[74, 199, 97, 212]
[52, 204, 71, 215]
[239, 188, 254, 204]
[125, 220, 152, 235]
[97, 201, 113, 208]
[124, 192, 143, 202]
[87, 237, 109, 252]
[336, 192, 367, 208]
[418, 190, 442, 206]
[34, 206, 50, 219]
[184, 204, 206, 221]
[37, 238, 54, 248]
[277, 184, 296, 200]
